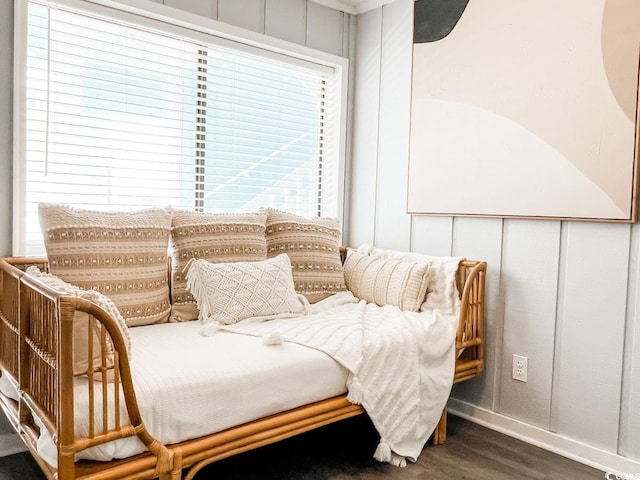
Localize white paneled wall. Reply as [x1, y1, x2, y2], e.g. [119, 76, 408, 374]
[623, 226, 640, 459]
[306, 2, 346, 57]
[410, 217, 453, 256]
[348, 7, 381, 246]
[266, 0, 307, 44]
[219, 0, 265, 33]
[554, 222, 630, 451]
[498, 219, 560, 428]
[164, 0, 217, 19]
[0, 0, 12, 256]
[158, 0, 350, 57]
[373, 0, 412, 251]
[451, 217, 503, 411]
[348, 0, 640, 471]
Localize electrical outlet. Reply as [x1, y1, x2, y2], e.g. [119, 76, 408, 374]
[512, 355, 528, 382]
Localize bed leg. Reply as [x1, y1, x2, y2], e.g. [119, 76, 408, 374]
[159, 472, 181, 480]
[432, 407, 447, 445]
[157, 449, 182, 480]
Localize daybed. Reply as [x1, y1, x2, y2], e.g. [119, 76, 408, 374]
[0, 206, 486, 480]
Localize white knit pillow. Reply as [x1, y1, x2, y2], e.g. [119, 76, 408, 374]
[185, 254, 310, 325]
[343, 250, 430, 312]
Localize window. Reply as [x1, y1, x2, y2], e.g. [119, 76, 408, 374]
[14, 0, 346, 256]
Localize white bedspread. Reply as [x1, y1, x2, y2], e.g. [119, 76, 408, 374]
[223, 291, 458, 466]
[37, 321, 348, 466]
[32, 291, 456, 468]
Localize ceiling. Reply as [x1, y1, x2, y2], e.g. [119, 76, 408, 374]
[310, 0, 397, 15]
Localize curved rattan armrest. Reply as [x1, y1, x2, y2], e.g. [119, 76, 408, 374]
[69, 298, 172, 467]
[10, 265, 173, 474]
[2, 257, 49, 269]
[456, 260, 487, 347]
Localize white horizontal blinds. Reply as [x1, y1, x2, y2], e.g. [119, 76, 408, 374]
[318, 74, 340, 218]
[22, 0, 338, 256]
[25, 2, 201, 254]
[201, 48, 329, 218]
[195, 49, 208, 211]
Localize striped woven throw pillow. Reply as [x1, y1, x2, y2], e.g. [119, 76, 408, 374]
[262, 208, 346, 303]
[169, 210, 268, 322]
[38, 203, 172, 326]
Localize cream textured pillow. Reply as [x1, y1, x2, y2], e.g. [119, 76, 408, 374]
[24, 266, 131, 379]
[343, 250, 430, 312]
[38, 203, 172, 326]
[357, 245, 463, 314]
[185, 254, 309, 325]
[262, 209, 346, 303]
[169, 211, 268, 322]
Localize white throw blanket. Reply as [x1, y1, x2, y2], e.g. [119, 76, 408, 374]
[210, 291, 457, 466]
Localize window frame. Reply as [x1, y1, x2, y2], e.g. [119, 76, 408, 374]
[12, 0, 348, 256]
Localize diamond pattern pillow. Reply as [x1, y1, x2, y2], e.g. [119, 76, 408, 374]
[169, 210, 268, 322]
[185, 254, 309, 325]
[262, 209, 346, 303]
[38, 203, 172, 326]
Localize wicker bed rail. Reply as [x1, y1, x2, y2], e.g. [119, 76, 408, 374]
[0, 255, 486, 480]
[455, 260, 486, 382]
[0, 257, 175, 479]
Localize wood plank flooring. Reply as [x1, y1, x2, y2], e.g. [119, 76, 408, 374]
[0, 413, 604, 479]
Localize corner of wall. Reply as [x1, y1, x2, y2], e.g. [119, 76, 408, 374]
[0, 0, 14, 256]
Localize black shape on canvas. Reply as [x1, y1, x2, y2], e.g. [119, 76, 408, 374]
[413, 0, 470, 43]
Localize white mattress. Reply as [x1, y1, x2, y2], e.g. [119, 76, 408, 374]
[36, 321, 349, 465]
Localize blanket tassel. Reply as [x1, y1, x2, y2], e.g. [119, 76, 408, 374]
[346, 377, 364, 404]
[373, 439, 407, 467]
[373, 438, 392, 463]
[262, 332, 285, 346]
[201, 323, 222, 337]
[390, 453, 407, 468]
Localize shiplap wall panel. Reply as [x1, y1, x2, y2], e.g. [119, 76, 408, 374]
[0, 0, 12, 255]
[410, 217, 453, 256]
[621, 224, 640, 460]
[372, 0, 412, 251]
[451, 217, 504, 410]
[0, 2, 13, 256]
[349, 1, 640, 466]
[306, 2, 343, 56]
[218, 0, 265, 33]
[163, 0, 218, 19]
[265, 0, 306, 45]
[498, 219, 560, 428]
[554, 222, 629, 451]
[345, 8, 382, 247]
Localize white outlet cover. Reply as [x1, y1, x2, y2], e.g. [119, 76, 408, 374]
[512, 354, 528, 382]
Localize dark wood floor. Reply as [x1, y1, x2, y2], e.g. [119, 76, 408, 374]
[0, 412, 604, 480]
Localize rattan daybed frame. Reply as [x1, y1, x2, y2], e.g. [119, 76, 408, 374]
[0, 253, 485, 480]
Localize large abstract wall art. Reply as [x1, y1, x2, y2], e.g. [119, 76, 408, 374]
[407, 0, 640, 221]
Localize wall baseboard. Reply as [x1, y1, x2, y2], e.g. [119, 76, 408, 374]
[448, 398, 640, 476]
